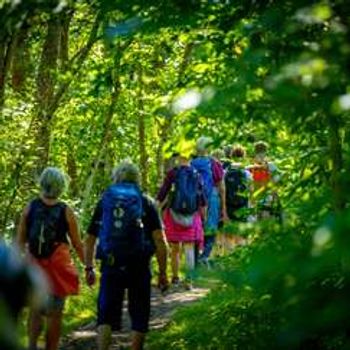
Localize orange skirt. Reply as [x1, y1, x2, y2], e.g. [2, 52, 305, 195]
[32, 244, 79, 298]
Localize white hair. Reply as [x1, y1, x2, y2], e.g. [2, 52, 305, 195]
[196, 136, 213, 153]
[112, 161, 140, 185]
[39, 167, 68, 199]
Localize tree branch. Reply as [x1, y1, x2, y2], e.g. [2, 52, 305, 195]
[49, 11, 102, 115]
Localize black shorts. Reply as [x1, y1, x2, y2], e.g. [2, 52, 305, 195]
[97, 262, 151, 333]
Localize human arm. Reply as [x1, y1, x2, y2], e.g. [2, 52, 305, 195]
[244, 169, 254, 206]
[212, 159, 229, 221]
[83, 201, 102, 286]
[198, 175, 208, 221]
[144, 195, 169, 290]
[156, 169, 176, 207]
[152, 229, 169, 290]
[268, 162, 281, 184]
[16, 205, 30, 252]
[218, 179, 229, 222]
[66, 206, 84, 264]
[84, 234, 97, 286]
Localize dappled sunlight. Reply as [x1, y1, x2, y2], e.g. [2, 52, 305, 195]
[1, 0, 350, 349]
[338, 94, 350, 111]
[172, 90, 202, 114]
[295, 3, 332, 24]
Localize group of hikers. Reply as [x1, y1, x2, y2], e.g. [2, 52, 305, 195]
[0, 136, 281, 350]
[157, 137, 281, 290]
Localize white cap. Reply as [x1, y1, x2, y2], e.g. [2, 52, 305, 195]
[196, 136, 213, 152]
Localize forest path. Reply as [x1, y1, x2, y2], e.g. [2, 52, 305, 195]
[61, 286, 208, 349]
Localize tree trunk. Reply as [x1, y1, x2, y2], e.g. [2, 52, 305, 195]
[31, 14, 61, 174]
[155, 115, 172, 187]
[0, 29, 19, 110]
[0, 12, 101, 234]
[59, 10, 72, 68]
[67, 150, 79, 197]
[80, 76, 121, 214]
[11, 23, 30, 92]
[59, 10, 79, 196]
[137, 65, 148, 191]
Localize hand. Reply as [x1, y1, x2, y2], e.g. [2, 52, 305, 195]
[85, 268, 96, 287]
[200, 206, 207, 222]
[222, 210, 229, 223]
[158, 273, 169, 293]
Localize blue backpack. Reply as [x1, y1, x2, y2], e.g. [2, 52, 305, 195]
[97, 182, 145, 263]
[171, 166, 200, 215]
[191, 157, 214, 198]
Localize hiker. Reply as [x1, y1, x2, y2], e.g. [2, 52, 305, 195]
[222, 145, 234, 170]
[164, 152, 180, 173]
[157, 150, 206, 288]
[222, 145, 253, 251]
[84, 160, 168, 350]
[225, 145, 253, 221]
[159, 152, 180, 212]
[247, 141, 282, 221]
[0, 240, 47, 350]
[16, 167, 84, 350]
[191, 137, 228, 264]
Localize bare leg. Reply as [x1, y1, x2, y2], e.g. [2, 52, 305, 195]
[216, 234, 224, 256]
[131, 331, 145, 350]
[183, 243, 195, 289]
[97, 324, 112, 350]
[225, 234, 235, 252]
[45, 309, 63, 350]
[170, 242, 181, 282]
[28, 308, 43, 350]
[183, 243, 195, 273]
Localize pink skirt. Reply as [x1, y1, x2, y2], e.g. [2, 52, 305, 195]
[163, 208, 204, 249]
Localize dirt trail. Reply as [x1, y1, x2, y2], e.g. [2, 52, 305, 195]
[62, 286, 208, 350]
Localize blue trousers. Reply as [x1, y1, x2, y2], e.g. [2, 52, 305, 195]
[200, 235, 216, 260]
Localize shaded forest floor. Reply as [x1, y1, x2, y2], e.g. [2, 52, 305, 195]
[61, 285, 208, 349]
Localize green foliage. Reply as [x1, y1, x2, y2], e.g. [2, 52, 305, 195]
[1, 0, 350, 348]
[149, 210, 350, 349]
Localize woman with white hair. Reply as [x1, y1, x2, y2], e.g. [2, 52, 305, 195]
[84, 160, 168, 350]
[17, 167, 84, 350]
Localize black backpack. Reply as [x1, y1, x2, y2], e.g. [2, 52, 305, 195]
[225, 166, 248, 210]
[27, 200, 66, 259]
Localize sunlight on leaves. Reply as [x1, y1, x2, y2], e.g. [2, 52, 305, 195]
[53, 0, 67, 14]
[246, 88, 264, 102]
[295, 4, 332, 24]
[76, 310, 94, 319]
[174, 137, 195, 158]
[172, 89, 202, 113]
[312, 226, 332, 256]
[338, 94, 350, 111]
